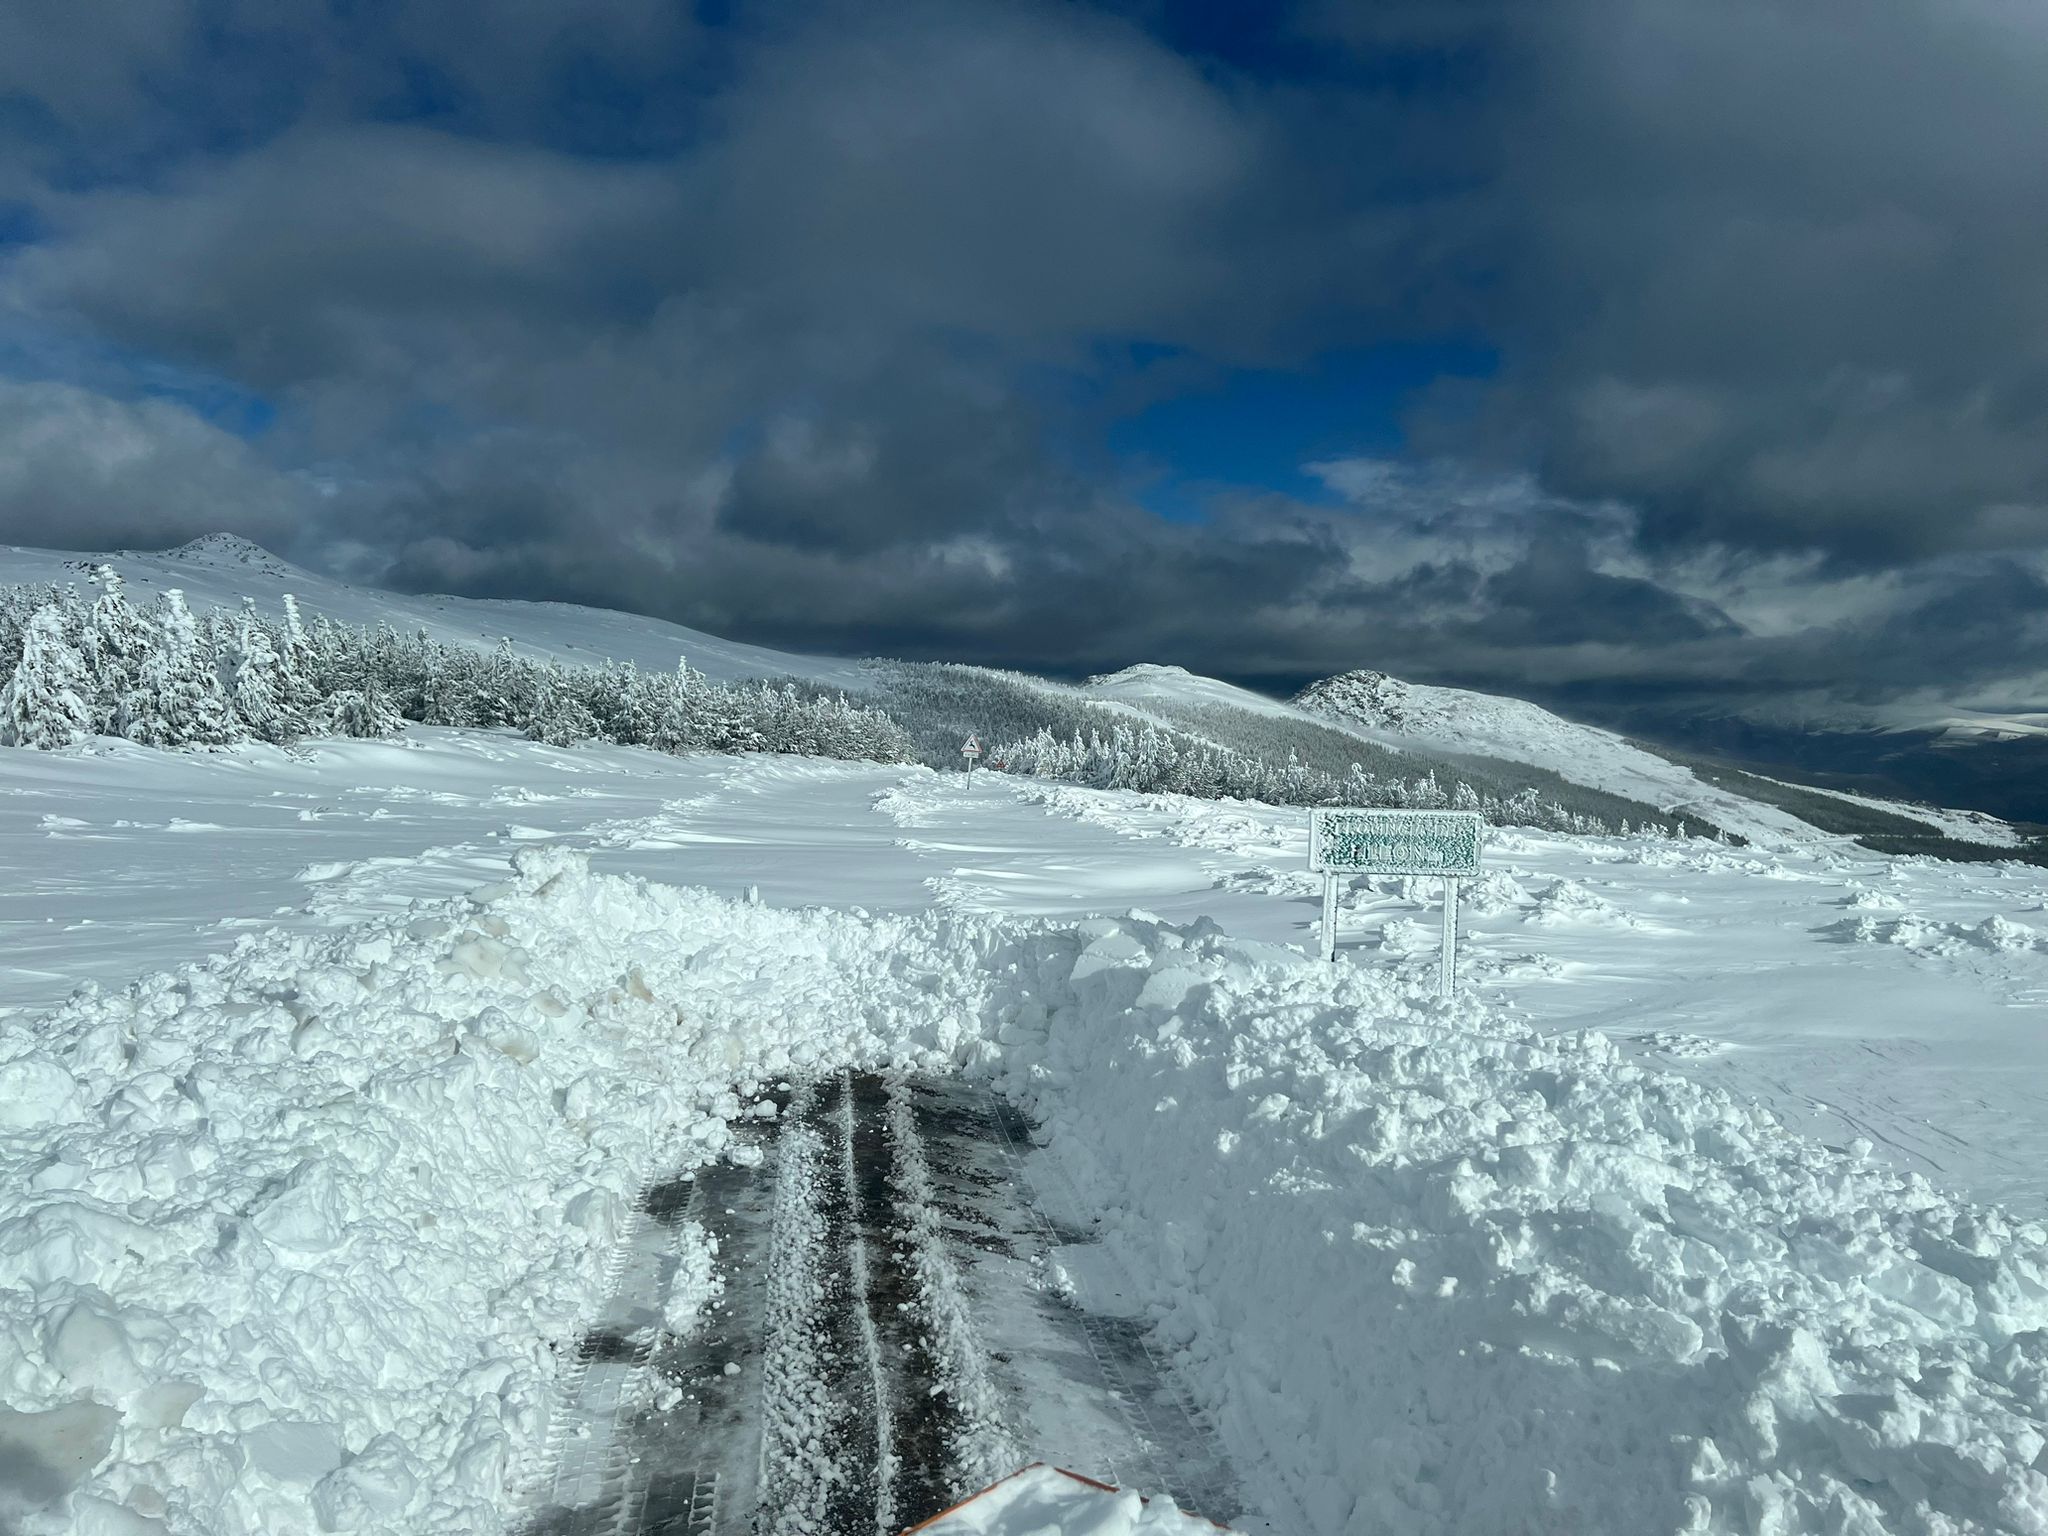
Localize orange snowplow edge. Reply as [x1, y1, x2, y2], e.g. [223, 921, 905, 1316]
[898, 1463, 1233, 1534]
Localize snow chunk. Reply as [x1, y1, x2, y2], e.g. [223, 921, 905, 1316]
[0, 1055, 87, 1130]
[243, 1421, 347, 1485]
[309, 1434, 420, 1531]
[250, 1159, 348, 1254]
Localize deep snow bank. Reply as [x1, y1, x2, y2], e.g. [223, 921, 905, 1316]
[3, 851, 2046, 1533]
[988, 917, 2048, 1534]
[0, 848, 997, 1534]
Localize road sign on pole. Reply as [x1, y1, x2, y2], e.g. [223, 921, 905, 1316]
[1309, 808, 1484, 996]
[961, 735, 982, 770]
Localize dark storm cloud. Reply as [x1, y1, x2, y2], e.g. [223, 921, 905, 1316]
[1460, 0, 2048, 562]
[1, 0, 2046, 729]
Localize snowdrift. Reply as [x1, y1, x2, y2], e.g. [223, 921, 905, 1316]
[2, 851, 2045, 1533]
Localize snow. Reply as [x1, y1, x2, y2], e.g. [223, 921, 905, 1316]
[5, 550, 2048, 1533]
[5, 832, 2046, 1531]
[1291, 669, 2028, 850]
[986, 776, 2048, 1220]
[0, 536, 869, 689]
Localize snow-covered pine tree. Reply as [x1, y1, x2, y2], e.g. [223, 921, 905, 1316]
[228, 599, 296, 744]
[126, 590, 240, 748]
[418, 643, 480, 727]
[524, 662, 596, 747]
[278, 595, 323, 725]
[203, 606, 235, 693]
[0, 583, 64, 684]
[365, 623, 431, 719]
[597, 662, 663, 746]
[0, 607, 95, 749]
[79, 566, 154, 733]
[478, 638, 536, 728]
[326, 685, 404, 738]
[699, 679, 761, 753]
[646, 658, 703, 753]
[302, 613, 357, 698]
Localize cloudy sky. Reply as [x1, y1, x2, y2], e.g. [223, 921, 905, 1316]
[3, 1, 2046, 732]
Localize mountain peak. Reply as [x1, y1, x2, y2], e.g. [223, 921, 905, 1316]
[1292, 669, 1413, 728]
[163, 532, 295, 580]
[1083, 663, 1194, 687]
[165, 532, 288, 569]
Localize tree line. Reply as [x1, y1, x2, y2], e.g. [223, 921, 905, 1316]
[0, 568, 913, 763]
[0, 567, 1695, 839]
[989, 723, 1662, 836]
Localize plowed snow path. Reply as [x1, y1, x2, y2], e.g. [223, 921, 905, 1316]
[523, 1073, 1259, 1536]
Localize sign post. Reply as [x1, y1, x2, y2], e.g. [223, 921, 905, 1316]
[1309, 808, 1484, 996]
[961, 735, 982, 771]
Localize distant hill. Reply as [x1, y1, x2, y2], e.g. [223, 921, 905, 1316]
[1294, 669, 2025, 852]
[0, 533, 870, 690]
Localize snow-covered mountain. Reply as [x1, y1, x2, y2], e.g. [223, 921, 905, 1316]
[0, 533, 870, 690]
[1082, 662, 1302, 720]
[1, 535, 2020, 847]
[1078, 661, 1804, 845]
[1293, 668, 2023, 848]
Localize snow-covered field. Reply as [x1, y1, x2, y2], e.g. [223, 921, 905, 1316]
[5, 726, 2048, 1534]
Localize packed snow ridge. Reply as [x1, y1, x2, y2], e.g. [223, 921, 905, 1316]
[3, 845, 2046, 1533]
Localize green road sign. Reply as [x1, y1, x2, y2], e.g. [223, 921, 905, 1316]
[1310, 809, 1483, 876]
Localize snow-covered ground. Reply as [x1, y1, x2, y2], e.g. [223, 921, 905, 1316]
[5, 728, 2048, 1533]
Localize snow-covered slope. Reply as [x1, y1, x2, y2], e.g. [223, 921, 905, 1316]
[1294, 668, 2023, 849]
[1081, 663, 1813, 845]
[0, 533, 870, 689]
[1082, 662, 1304, 721]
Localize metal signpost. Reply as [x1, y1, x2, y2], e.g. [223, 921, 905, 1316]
[1309, 808, 1484, 996]
[961, 735, 982, 770]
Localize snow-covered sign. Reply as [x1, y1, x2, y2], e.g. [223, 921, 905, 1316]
[961, 735, 982, 761]
[1309, 808, 1483, 877]
[1309, 809, 1484, 993]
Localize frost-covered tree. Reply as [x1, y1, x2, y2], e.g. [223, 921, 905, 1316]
[0, 582, 65, 686]
[0, 607, 95, 749]
[203, 606, 235, 693]
[525, 663, 597, 747]
[646, 659, 704, 753]
[418, 645, 482, 727]
[327, 685, 403, 739]
[0, 580, 919, 769]
[126, 590, 239, 748]
[79, 567, 154, 733]
[278, 594, 323, 724]
[228, 599, 296, 744]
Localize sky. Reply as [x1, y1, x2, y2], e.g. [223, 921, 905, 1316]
[2, 0, 2047, 743]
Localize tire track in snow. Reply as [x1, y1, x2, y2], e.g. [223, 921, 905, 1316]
[883, 1076, 1020, 1490]
[758, 1082, 850, 1535]
[525, 1070, 1259, 1534]
[835, 1078, 897, 1536]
